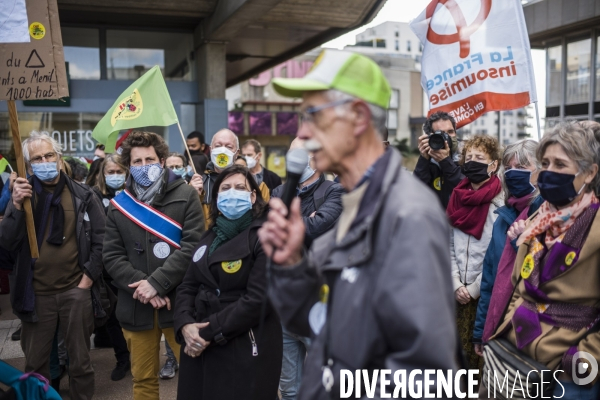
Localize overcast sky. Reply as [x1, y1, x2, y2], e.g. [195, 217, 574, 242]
[322, 0, 546, 137]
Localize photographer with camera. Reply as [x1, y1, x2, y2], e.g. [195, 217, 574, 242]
[414, 111, 463, 208]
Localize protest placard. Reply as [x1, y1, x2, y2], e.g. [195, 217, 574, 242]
[0, 0, 68, 101]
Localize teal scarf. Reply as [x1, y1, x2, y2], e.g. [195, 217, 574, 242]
[209, 210, 253, 255]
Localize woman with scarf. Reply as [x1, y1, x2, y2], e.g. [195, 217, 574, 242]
[173, 165, 282, 400]
[484, 122, 600, 399]
[91, 154, 131, 381]
[472, 140, 544, 356]
[447, 135, 503, 369]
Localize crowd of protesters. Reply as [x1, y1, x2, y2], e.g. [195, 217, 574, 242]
[0, 50, 600, 400]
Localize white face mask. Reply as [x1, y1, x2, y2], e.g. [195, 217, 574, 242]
[211, 147, 235, 169]
[245, 155, 257, 169]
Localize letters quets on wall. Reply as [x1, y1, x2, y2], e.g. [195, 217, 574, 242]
[0, 0, 69, 257]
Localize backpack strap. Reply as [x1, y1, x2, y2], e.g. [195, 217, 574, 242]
[313, 180, 335, 211]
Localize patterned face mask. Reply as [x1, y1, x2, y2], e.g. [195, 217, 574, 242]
[130, 163, 163, 187]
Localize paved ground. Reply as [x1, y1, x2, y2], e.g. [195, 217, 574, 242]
[0, 318, 179, 399]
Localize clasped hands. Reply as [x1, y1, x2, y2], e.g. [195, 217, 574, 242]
[129, 279, 171, 310]
[182, 322, 211, 358]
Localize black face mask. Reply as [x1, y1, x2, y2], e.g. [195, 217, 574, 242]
[462, 161, 493, 184]
[188, 149, 201, 156]
[537, 170, 585, 207]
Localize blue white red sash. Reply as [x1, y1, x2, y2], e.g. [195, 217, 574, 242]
[111, 189, 182, 249]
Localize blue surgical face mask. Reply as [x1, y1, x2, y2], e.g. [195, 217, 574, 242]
[504, 169, 535, 198]
[172, 167, 186, 178]
[105, 174, 126, 189]
[31, 162, 59, 182]
[299, 165, 316, 183]
[217, 189, 253, 220]
[130, 163, 163, 187]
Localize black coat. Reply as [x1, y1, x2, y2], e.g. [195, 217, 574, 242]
[413, 155, 464, 209]
[261, 167, 282, 194]
[174, 218, 282, 400]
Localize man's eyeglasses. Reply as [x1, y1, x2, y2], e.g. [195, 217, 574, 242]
[300, 99, 353, 124]
[30, 152, 57, 164]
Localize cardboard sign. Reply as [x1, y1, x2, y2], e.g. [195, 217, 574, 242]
[0, 0, 68, 101]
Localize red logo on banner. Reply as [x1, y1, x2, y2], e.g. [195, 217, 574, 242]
[426, 0, 492, 58]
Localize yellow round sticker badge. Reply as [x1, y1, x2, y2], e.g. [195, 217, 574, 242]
[433, 177, 442, 191]
[215, 154, 230, 168]
[319, 284, 329, 304]
[222, 260, 242, 274]
[29, 22, 46, 39]
[521, 254, 534, 279]
[565, 251, 576, 266]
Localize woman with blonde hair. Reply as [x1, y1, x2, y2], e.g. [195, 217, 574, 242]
[483, 122, 600, 399]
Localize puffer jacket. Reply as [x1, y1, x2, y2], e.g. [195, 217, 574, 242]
[450, 193, 503, 299]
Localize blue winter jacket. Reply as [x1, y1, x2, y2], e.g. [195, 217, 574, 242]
[472, 196, 544, 342]
[0, 182, 11, 215]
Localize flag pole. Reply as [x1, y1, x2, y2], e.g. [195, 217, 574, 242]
[176, 122, 197, 174]
[534, 102, 542, 141]
[7, 101, 39, 258]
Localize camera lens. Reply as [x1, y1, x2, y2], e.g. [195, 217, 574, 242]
[429, 134, 444, 150]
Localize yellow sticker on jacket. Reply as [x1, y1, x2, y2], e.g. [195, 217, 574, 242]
[433, 177, 442, 191]
[521, 254, 534, 279]
[222, 260, 242, 274]
[565, 251, 576, 266]
[319, 284, 329, 304]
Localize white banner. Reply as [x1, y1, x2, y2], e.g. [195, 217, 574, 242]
[410, 0, 536, 127]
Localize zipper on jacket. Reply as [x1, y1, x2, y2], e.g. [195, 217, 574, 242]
[464, 235, 470, 285]
[249, 329, 258, 356]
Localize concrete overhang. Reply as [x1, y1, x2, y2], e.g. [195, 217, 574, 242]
[57, 0, 386, 87]
[523, 0, 600, 48]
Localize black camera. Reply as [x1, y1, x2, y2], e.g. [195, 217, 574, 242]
[428, 130, 452, 151]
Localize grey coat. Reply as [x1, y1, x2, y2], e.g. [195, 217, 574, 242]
[268, 149, 457, 399]
[103, 170, 204, 331]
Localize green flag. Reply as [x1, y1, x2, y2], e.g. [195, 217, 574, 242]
[0, 154, 9, 174]
[92, 66, 178, 152]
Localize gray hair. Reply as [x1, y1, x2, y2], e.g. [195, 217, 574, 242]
[211, 129, 239, 151]
[537, 121, 600, 193]
[501, 139, 540, 203]
[324, 89, 387, 137]
[22, 131, 62, 165]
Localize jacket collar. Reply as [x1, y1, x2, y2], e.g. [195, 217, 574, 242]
[324, 149, 403, 269]
[495, 205, 518, 225]
[195, 217, 264, 287]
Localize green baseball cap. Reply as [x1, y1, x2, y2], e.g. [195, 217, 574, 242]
[272, 49, 391, 109]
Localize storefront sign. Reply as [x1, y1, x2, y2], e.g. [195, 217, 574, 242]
[39, 130, 96, 154]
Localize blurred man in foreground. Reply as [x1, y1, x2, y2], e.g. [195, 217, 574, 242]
[259, 49, 457, 399]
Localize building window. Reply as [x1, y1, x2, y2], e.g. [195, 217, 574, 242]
[387, 110, 398, 129]
[106, 30, 194, 81]
[395, 40, 399, 51]
[503, 129, 506, 136]
[566, 38, 591, 105]
[596, 35, 600, 102]
[62, 28, 100, 80]
[482, 129, 488, 135]
[395, 31, 399, 38]
[389, 89, 399, 108]
[547, 44, 562, 107]
[407, 40, 411, 52]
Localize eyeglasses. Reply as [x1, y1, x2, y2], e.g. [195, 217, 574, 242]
[300, 99, 353, 124]
[30, 152, 57, 164]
